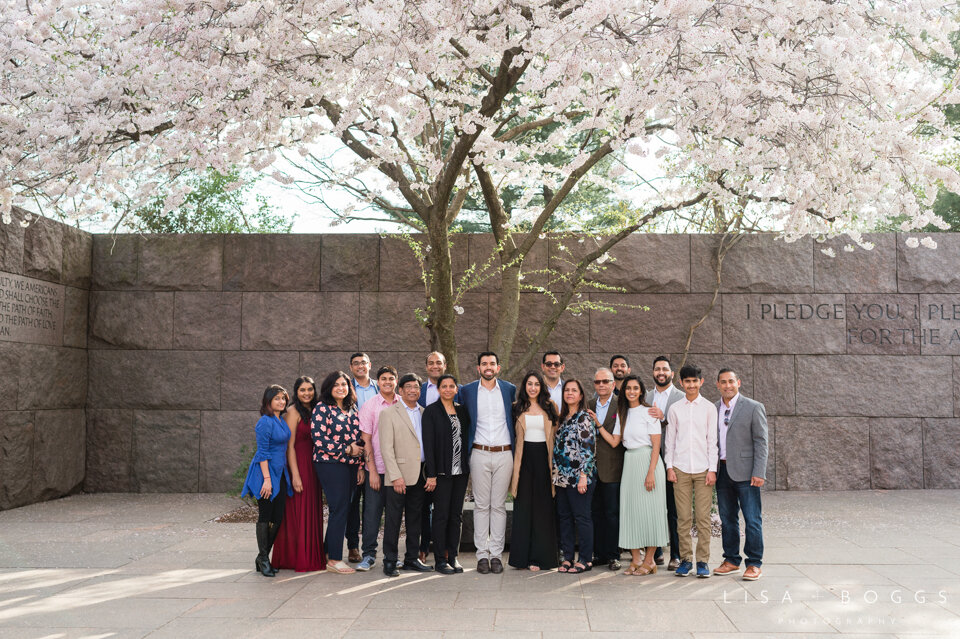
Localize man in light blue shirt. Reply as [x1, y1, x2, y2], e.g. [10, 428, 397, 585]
[347, 352, 378, 562]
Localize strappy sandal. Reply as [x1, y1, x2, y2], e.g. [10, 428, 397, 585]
[326, 560, 355, 574]
[635, 563, 657, 575]
[568, 562, 587, 574]
[623, 562, 641, 575]
[558, 560, 571, 573]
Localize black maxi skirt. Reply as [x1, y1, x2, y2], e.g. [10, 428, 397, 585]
[508, 441, 558, 569]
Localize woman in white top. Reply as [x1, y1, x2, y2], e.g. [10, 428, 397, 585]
[508, 371, 560, 570]
[615, 375, 669, 575]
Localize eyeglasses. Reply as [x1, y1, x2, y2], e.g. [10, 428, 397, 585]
[724, 408, 731, 426]
[543, 361, 563, 367]
[593, 379, 613, 384]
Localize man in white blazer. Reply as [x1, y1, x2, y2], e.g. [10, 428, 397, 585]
[645, 356, 686, 570]
[713, 368, 768, 581]
[379, 373, 434, 577]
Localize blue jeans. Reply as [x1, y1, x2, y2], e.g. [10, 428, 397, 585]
[716, 461, 763, 567]
[361, 472, 385, 559]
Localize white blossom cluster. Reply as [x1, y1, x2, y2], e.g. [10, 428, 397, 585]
[1, 0, 958, 241]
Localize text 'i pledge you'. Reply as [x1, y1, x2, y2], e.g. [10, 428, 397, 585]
[0, 272, 65, 346]
[745, 300, 960, 347]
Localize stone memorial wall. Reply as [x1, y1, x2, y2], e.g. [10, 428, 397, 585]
[3, 217, 959, 509]
[0, 211, 90, 510]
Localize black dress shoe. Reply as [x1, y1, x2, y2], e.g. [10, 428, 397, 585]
[477, 558, 491, 574]
[451, 558, 464, 573]
[608, 559, 621, 571]
[490, 558, 504, 574]
[383, 560, 399, 577]
[401, 559, 434, 572]
[435, 560, 456, 575]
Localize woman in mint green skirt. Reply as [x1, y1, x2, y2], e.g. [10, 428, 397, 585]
[616, 375, 668, 575]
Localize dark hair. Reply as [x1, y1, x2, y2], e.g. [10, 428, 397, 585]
[477, 351, 499, 366]
[558, 379, 587, 422]
[513, 371, 560, 425]
[397, 373, 423, 389]
[376, 365, 399, 380]
[260, 384, 289, 416]
[289, 377, 317, 423]
[717, 368, 739, 381]
[319, 370, 356, 411]
[542, 350, 563, 364]
[616, 375, 649, 427]
[678, 364, 703, 381]
[652, 355, 671, 369]
[426, 351, 446, 364]
[609, 354, 631, 368]
[436, 374, 458, 389]
[349, 352, 370, 364]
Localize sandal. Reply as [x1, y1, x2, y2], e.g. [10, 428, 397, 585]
[623, 562, 641, 575]
[558, 560, 571, 573]
[326, 560, 355, 574]
[568, 562, 587, 574]
[528, 564, 541, 572]
[635, 563, 657, 576]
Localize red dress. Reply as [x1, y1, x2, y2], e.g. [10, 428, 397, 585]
[271, 416, 326, 571]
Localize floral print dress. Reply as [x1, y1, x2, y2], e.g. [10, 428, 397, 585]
[552, 410, 596, 487]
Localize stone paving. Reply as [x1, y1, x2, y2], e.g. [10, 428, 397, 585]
[0, 490, 959, 638]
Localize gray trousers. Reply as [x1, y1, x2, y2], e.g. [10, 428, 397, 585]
[469, 449, 513, 560]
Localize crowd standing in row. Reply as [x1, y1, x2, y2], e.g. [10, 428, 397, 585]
[240, 351, 768, 581]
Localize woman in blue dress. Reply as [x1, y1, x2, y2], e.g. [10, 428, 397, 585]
[241, 385, 293, 577]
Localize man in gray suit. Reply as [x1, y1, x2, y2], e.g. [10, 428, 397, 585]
[713, 368, 768, 581]
[645, 356, 685, 570]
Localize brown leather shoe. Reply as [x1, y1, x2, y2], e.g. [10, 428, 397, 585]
[742, 565, 762, 581]
[348, 548, 362, 563]
[713, 561, 741, 576]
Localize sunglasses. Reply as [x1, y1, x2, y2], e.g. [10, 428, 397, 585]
[593, 379, 613, 384]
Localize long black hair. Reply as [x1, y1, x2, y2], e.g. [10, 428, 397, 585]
[319, 370, 357, 412]
[616, 374, 649, 427]
[260, 384, 289, 417]
[557, 378, 587, 423]
[513, 371, 559, 425]
[290, 376, 318, 423]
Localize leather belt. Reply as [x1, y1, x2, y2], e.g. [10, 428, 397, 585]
[472, 443, 512, 452]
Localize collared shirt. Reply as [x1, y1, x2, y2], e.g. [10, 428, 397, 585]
[718, 392, 740, 461]
[353, 378, 378, 409]
[664, 394, 718, 474]
[595, 395, 613, 425]
[546, 378, 563, 411]
[475, 382, 510, 446]
[652, 387, 672, 418]
[357, 393, 399, 474]
[423, 380, 440, 406]
[405, 402, 425, 462]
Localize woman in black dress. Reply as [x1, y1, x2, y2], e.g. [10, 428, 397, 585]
[508, 371, 560, 570]
[422, 374, 470, 575]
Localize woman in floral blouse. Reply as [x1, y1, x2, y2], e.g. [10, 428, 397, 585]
[311, 370, 365, 574]
[552, 378, 596, 574]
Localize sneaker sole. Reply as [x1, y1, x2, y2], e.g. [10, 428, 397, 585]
[356, 564, 372, 572]
[697, 573, 711, 578]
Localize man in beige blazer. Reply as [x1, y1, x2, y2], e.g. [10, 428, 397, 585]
[379, 373, 433, 576]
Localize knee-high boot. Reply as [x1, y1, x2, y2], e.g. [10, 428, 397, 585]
[255, 522, 276, 577]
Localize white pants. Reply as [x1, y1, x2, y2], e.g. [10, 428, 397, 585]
[469, 449, 513, 560]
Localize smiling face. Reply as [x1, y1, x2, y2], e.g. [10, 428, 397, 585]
[350, 355, 371, 381]
[562, 380, 582, 409]
[622, 379, 642, 407]
[541, 354, 564, 383]
[400, 380, 421, 405]
[331, 376, 350, 402]
[378, 371, 397, 395]
[653, 359, 673, 389]
[681, 375, 703, 398]
[525, 375, 541, 401]
[426, 352, 446, 382]
[297, 383, 315, 405]
[717, 371, 741, 402]
[611, 357, 631, 381]
[438, 377, 458, 401]
[478, 355, 500, 381]
[270, 393, 288, 416]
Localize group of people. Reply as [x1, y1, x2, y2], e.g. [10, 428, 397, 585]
[240, 350, 768, 582]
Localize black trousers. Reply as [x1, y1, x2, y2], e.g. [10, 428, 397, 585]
[432, 473, 469, 562]
[419, 489, 433, 555]
[591, 478, 621, 563]
[256, 475, 287, 525]
[346, 464, 363, 550]
[665, 478, 680, 559]
[383, 467, 426, 564]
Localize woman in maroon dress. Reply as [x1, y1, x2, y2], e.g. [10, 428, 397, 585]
[271, 376, 326, 572]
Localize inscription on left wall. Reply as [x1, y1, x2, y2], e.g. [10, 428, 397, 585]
[0, 271, 64, 345]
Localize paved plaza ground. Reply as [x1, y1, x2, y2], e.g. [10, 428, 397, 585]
[0, 490, 958, 638]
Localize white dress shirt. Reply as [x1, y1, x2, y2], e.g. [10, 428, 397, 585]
[613, 406, 662, 449]
[652, 387, 672, 418]
[423, 380, 439, 406]
[475, 382, 510, 446]
[546, 379, 563, 412]
[718, 392, 739, 461]
[664, 394, 718, 473]
[405, 403, 425, 462]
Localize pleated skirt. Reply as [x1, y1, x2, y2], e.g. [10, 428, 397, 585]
[619, 446, 669, 548]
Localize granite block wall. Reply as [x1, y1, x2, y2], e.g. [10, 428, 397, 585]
[0, 209, 89, 509]
[84, 231, 960, 493]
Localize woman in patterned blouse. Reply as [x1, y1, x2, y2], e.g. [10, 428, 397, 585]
[552, 378, 597, 574]
[311, 370, 365, 574]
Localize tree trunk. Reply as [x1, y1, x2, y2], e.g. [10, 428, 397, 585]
[491, 263, 522, 377]
[425, 223, 459, 376]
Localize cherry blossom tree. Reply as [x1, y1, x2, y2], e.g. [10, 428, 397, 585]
[2, 0, 959, 375]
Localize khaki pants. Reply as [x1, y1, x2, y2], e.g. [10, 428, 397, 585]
[673, 469, 713, 563]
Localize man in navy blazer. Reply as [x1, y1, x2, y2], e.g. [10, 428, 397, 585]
[457, 352, 516, 575]
[713, 368, 768, 581]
